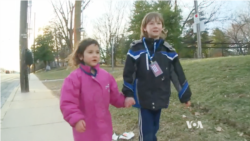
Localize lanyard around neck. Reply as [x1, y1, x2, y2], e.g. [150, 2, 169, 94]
[142, 37, 162, 62]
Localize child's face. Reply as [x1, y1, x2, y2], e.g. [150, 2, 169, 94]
[81, 44, 100, 67]
[144, 17, 163, 39]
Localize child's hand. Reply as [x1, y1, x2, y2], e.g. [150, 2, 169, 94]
[185, 101, 191, 108]
[75, 120, 86, 132]
[124, 97, 136, 108]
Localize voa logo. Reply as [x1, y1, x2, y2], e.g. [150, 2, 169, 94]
[186, 121, 203, 129]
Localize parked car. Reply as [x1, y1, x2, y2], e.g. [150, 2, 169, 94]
[5, 70, 10, 74]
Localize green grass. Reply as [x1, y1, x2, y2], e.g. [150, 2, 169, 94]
[35, 68, 71, 80]
[36, 56, 250, 141]
[35, 65, 124, 80]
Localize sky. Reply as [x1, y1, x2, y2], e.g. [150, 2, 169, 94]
[0, 0, 248, 71]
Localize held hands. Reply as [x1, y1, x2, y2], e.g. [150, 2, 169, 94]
[75, 120, 86, 133]
[124, 97, 136, 108]
[184, 101, 191, 108]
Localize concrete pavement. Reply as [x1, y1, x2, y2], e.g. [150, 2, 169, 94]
[1, 74, 73, 141]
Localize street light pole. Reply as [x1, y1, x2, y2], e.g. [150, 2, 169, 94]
[19, 1, 29, 92]
[194, 0, 202, 58]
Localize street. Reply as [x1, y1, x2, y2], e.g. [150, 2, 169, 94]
[1, 73, 20, 108]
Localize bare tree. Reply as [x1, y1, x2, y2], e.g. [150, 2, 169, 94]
[238, 16, 250, 44]
[227, 5, 250, 55]
[51, 0, 75, 52]
[227, 24, 245, 54]
[92, 0, 129, 65]
[47, 18, 70, 67]
[181, 0, 232, 37]
[53, 27, 60, 67]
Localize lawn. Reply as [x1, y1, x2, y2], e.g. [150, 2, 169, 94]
[35, 56, 250, 141]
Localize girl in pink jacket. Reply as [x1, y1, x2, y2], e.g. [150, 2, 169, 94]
[60, 38, 135, 141]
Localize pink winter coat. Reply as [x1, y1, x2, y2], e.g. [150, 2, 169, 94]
[60, 64, 125, 141]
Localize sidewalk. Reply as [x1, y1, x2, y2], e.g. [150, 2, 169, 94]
[1, 74, 73, 141]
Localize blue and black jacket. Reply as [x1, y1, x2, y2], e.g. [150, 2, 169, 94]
[122, 38, 192, 110]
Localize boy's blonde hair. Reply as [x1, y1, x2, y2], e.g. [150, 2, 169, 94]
[140, 12, 167, 39]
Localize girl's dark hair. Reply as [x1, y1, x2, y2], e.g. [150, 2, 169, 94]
[68, 38, 100, 69]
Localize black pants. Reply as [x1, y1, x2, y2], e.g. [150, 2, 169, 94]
[138, 108, 162, 141]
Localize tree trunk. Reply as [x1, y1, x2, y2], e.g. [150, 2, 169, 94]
[33, 63, 36, 73]
[114, 44, 117, 67]
[44, 61, 47, 68]
[54, 29, 60, 68]
[56, 40, 59, 67]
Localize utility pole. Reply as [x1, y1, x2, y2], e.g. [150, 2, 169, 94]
[74, 0, 82, 49]
[19, 1, 29, 92]
[194, 0, 202, 58]
[74, 0, 91, 45]
[33, 12, 36, 73]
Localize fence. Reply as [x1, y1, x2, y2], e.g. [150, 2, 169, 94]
[179, 43, 250, 58]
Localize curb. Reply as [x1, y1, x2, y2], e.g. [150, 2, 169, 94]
[1, 85, 20, 120]
[41, 79, 64, 82]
